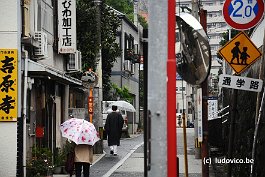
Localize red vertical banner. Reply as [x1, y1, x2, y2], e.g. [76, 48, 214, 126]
[167, 0, 177, 176]
[88, 96, 93, 114]
[88, 87, 93, 123]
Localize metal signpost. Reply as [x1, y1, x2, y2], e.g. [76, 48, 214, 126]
[221, 1, 265, 176]
[219, 5, 263, 173]
[218, 34, 261, 176]
[223, 0, 264, 30]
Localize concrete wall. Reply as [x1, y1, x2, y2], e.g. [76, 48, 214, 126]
[0, 1, 19, 176]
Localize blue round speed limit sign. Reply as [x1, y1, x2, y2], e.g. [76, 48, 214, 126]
[223, 0, 264, 30]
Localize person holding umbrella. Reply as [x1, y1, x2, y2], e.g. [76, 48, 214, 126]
[60, 117, 100, 177]
[104, 105, 124, 156]
[74, 144, 93, 177]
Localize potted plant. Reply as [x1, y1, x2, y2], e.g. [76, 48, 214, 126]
[53, 141, 76, 175]
[53, 148, 66, 174]
[27, 146, 53, 177]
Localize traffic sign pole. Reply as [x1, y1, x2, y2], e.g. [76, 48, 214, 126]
[200, 9, 209, 177]
[227, 80, 239, 177]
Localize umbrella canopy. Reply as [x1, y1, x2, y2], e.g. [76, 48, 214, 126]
[60, 118, 99, 146]
[109, 100, 136, 112]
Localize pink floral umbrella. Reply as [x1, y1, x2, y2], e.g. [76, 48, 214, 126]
[60, 118, 99, 146]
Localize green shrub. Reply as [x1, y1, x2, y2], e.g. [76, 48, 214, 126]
[27, 146, 53, 177]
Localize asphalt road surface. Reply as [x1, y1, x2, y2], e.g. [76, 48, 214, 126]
[90, 128, 205, 177]
[90, 134, 144, 177]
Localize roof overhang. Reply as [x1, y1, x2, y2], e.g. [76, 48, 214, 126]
[28, 60, 82, 86]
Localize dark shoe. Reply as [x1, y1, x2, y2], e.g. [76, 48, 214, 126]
[110, 150, 114, 155]
[114, 154, 117, 156]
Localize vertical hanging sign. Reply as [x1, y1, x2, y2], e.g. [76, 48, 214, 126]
[197, 88, 203, 142]
[0, 49, 18, 121]
[58, 0, 77, 53]
[208, 97, 218, 120]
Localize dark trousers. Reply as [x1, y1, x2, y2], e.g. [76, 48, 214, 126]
[75, 162, 90, 177]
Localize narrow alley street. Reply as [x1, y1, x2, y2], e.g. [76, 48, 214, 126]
[90, 134, 144, 177]
[88, 128, 215, 177]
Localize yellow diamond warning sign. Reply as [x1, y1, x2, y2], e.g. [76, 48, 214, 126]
[218, 32, 262, 75]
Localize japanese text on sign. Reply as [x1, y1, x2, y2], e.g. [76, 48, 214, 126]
[208, 99, 218, 121]
[197, 88, 203, 142]
[218, 74, 263, 92]
[88, 96, 93, 114]
[0, 49, 18, 121]
[58, 0, 76, 53]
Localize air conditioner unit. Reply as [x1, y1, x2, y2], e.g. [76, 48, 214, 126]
[124, 60, 131, 72]
[67, 50, 82, 72]
[34, 31, 48, 57]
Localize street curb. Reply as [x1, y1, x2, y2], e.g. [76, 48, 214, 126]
[121, 133, 142, 140]
[91, 151, 106, 167]
[102, 142, 144, 177]
[92, 133, 142, 167]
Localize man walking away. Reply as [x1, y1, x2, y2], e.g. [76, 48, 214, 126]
[104, 105, 124, 156]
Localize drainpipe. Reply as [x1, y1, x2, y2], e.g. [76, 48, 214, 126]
[22, 46, 29, 177]
[121, 20, 123, 89]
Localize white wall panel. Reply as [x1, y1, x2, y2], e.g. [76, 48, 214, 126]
[0, 1, 19, 176]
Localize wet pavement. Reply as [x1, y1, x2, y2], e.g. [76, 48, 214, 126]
[90, 134, 143, 177]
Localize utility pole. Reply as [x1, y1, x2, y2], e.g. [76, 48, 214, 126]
[192, 0, 199, 19]
[182, 112, 188, 177]
[200, 9, 209, 177]
[133, 0, 139, 135]
[191, 0, 201, 160]
[143, 29, 148, 177]
[93, 0, 103, 154]
[148, 0, 177, 176]
[133, 0, 138, 25]
[227, 86, 238, 177]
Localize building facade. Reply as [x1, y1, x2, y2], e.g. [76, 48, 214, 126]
[110, 11, 140, 134]
[0, 0, 84, 176]
[0, 1, 20, 176]
[176, 0, 225, 75]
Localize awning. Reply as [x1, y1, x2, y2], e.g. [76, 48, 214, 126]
[28, 59, 82, 86]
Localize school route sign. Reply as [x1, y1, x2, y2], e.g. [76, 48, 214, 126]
[219, 74, 263, 92]
[218, 32, 262, 74]
[223, 0, 264, 30]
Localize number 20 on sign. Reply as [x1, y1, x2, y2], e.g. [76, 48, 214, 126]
[223, 0, 264, 30]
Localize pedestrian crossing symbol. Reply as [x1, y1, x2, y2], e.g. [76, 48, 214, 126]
[218, 32, 262, 74]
